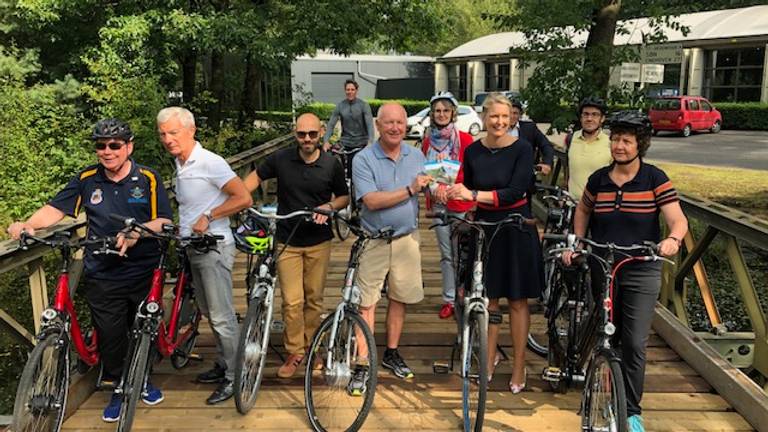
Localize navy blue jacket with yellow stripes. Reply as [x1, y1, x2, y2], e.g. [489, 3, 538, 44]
[49, 159, 172, 281]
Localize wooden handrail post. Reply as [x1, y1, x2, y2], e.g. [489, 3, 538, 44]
[27, 258, 49, 334]
[724, 234, 768, 382]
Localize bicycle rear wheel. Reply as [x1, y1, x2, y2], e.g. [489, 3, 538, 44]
[117, 332, 152, 432]
[305, 311, 377, 432]
[234, 293, 272, 414]
[13, 332, 70, 432]
[462, 311, 487, 432]
[581, 351, 628, 432]
[335, 182, 355, 241]
[171, 289, 201, 370]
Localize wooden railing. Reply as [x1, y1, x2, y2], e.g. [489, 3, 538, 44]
[0, 133, 294, 347]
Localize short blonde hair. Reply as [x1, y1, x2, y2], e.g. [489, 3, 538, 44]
[157, 107, 196, 128]
[481, 92, 513, 120]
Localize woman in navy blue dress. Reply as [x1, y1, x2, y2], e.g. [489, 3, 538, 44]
[448, 93, 543, 393]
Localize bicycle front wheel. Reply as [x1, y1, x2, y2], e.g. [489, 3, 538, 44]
[234, 294, 272, 414]
[581, 351, 628, 432]
[117, 332, 152, 432]
[305, 311, 377, 432]
[462, 311, 487, 432]
[171, 289, 201, 370]
[13, 332, 70, 432]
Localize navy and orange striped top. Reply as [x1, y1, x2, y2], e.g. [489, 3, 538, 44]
[582, 161, 678, 246]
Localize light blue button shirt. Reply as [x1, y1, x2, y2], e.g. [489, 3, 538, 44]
[352, 141, 426, 237]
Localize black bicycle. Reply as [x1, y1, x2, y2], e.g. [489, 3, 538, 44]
[526, 183, 578, 357]
[304, 210, 392, 432]
[330, 146, 364, 240]
[541, 234, 672, 432]
[429, 210, 537, 432]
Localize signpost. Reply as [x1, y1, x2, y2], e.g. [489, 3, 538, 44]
[641, 43, 683, 65]
[620, 62, 642, 82]
[620, 62, 665, 83]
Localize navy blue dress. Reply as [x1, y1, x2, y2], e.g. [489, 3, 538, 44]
[461, 138, 544, 300]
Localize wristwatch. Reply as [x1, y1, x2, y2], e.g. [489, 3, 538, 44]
[471, 190, 478, 201]
[667, 235, 682, 247]
[203, 210, 214, 223]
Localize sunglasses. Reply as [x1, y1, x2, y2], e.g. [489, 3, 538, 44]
[296, 130, 319, 139]
[95, 142, 126, 151]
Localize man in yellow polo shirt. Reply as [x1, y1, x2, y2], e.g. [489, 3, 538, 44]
[566, 96, 612, 200]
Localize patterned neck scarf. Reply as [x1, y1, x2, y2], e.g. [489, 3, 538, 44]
[427, 122, 460, 161]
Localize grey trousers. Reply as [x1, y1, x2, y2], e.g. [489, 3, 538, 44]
[188, 241, 239, 380]
[432, 206, 465, 304]
[612, 261, 662, 417]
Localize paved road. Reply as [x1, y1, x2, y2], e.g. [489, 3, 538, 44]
[542, 128, 768, 171]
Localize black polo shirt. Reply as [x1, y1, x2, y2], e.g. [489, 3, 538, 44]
[257, 146, 348, 247]
[49, 159, 173, 281]
[581, 161, 678, 247]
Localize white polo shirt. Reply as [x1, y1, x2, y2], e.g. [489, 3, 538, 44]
[175, 142, 236, 241]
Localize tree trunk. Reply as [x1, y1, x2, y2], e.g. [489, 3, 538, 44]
[182, 49, 197, 104]
[582, 0, 621, 99]
[208, 50, 224, 130]
[240, 54, 262, 128]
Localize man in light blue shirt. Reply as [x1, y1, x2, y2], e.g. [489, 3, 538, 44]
[348, 103, 431, 392]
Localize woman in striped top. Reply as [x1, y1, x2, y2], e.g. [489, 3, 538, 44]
[564, 111, 688, 432]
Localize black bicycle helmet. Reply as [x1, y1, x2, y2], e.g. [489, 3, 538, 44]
[91, 118, 134, 141]
[606, 110, 653, 157]
[578, 96, 607, 115]
[233, 215, 271, 255]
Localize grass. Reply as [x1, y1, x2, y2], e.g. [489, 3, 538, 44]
[649, 160, 768, 220]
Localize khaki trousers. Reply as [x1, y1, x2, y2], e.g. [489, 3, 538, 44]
[276, 240, 332, 355]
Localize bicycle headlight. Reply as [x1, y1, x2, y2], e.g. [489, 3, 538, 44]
[604, 322, 616, 336]
[42, 308, 58, 321]
[146, 301, 160, 314]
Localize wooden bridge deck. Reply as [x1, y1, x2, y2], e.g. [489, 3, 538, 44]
[61, 223, 754, 431]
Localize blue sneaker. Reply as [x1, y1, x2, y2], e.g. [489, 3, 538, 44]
[628, 415, 645, 432]
[102, 393, 121, 423]
[141, 382, 164, 406]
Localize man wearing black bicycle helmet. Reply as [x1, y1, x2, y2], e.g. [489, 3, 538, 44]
[566, 96, 612, 201]
[6, 117, 173, 422]
[564, 110, 688, 432]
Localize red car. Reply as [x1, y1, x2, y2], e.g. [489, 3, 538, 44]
[649, 96, 722, 137]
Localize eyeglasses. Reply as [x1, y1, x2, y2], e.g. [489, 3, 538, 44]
[94, 141, 126, 151]
[296, 130, 319, 139]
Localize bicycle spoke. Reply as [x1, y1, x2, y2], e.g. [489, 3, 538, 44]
[305, 313, 377, 432]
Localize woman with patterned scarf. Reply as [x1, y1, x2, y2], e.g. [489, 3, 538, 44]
[421, 92, 475, 319]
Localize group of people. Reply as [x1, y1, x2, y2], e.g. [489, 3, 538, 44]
[7, 77, 688, 432]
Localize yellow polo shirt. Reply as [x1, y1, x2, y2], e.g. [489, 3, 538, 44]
[567, 129, 612, 201]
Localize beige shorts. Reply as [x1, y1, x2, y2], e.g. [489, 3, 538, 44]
[356, 231, 424, 308]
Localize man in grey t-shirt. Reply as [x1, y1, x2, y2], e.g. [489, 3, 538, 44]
[322, 79, 374, 151]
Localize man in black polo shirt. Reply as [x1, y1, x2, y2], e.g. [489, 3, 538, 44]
[244, 113, 349, 378]
[7, 119, 173, 422]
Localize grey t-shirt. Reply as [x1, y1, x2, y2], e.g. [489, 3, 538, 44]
[352, 141, 426, 237]
[323, 98, 374, 147]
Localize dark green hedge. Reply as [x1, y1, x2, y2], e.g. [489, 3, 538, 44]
[713, 103, 768, 131]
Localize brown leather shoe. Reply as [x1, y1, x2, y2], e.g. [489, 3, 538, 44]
[277, 354, 304, 378]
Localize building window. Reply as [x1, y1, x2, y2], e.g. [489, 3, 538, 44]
[484, 62, 510, 92]
[703, 47, 764, 102]
[447, 63, 467, 101]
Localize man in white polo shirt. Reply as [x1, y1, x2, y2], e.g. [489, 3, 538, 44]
[157, 107, 252, 405]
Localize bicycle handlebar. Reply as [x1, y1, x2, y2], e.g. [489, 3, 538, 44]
[313, 207, 395, 240]
[331, 146, 364, 156]
[426, 210, 536, 230]
[19, 231, 119, 255]
[109, 213, 224, 248]
[543, 233, 674, 265]
[246, 208, 316, 221]
[535, 183, 577, 205]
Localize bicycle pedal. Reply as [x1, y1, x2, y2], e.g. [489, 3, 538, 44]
[432, 362, 450, 374]
[271, 320, 285, 332]
[542, 366, 564, 382]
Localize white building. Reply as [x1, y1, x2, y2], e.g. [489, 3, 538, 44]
[435, 5, 768, 103]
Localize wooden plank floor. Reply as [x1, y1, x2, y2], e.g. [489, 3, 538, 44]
[62, 222, 754, 431]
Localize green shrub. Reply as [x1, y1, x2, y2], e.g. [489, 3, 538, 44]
[713, 102, 768, 131]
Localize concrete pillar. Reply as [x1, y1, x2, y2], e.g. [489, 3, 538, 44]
[435, 62, 448, 93]
[469, 61, 484, 100]
[680, 49, 690, 96]
[688, 48, 704, 96]
[761, 43, 768, 103]
[509, 58, 520, 92]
